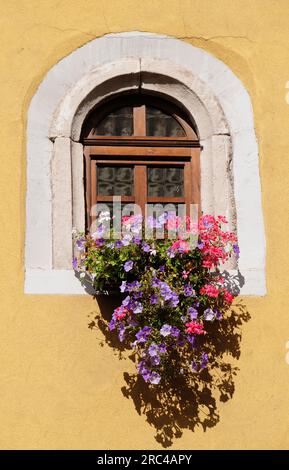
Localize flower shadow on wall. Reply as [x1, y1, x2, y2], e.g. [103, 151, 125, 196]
[76, 213, 250, 447]
[88, 281, 250, 448]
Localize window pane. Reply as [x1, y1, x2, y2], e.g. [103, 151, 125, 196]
[147, 167, 184, 197]
[146, 106, 186, 137]
[98, 166, 134, 196]
[94, 106, 133, 136]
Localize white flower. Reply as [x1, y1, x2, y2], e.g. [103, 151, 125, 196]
[80, 272, 86, 279]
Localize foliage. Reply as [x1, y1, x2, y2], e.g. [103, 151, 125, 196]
[73, 212, 240, 385]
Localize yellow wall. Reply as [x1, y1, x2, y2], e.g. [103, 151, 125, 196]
[0, 0, 289, 449]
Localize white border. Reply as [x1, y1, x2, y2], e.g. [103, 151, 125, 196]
[25, 32, 266, 295]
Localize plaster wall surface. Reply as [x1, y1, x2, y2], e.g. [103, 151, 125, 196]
[0, 0, 288, 449]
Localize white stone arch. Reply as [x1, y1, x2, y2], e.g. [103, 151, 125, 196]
[25, 32, 266, 295]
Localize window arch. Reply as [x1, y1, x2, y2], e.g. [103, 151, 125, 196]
[82, 95, 200, 230]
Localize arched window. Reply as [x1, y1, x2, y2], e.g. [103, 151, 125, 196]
[81, 96, 201, 229]
[24, 33, 266, 295]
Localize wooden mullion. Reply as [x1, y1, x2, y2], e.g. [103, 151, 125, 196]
[133, 105, 146, 136]
[83, 137, 200, 147]
[87, 146, 192, 157]
[96, 195, 135, 203]
[93, 159, 186, 166]
[147, 197, 185, 204]
[134, 165, 147, 215]
[90, 160, 97, 228]
[191, 147, 201, 217]
[84, 146, 91, 231]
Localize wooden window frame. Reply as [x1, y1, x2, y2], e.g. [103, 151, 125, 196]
[82, 96, 201, 230]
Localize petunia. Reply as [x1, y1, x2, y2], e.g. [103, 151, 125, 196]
[149, 371, 161, 385]
[188, 307, 198, 320]
[135, 326, 152, 343]
[160, 324, 172, 337]
[148, 343, 159, 357]
[150, 293, 159, 305]
[124, 260, 134, 272]
[184, 284, 195, 297]
[120, 281, 127, 293]
[203, 308, 215, 321]
[72, 257, 78, 270]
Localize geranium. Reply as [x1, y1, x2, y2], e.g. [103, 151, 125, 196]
[73, 212, 240, 385]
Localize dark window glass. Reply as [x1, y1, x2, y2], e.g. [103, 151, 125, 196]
[97, 166, 134, 196]
[146, 106, 186, 137]
[94, 106, 133, 136]
[147, 167, 184, 197]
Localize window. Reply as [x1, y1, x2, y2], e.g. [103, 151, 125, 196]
[82, 96, 201, 229]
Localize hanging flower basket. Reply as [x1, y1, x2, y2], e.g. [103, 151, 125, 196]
[73, 212, 240, 385]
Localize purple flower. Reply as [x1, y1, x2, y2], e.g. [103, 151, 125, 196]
[191, 360, 198, 371]
[115, 240, 123, 249]
[200, 352, 209, 369]
[177, 336, 186, 347]
[170, 292, 179, 307]
[233, 244, 240, 256]
[95, 238, 104, 247]
[149, 371, 161, 385]
[142, 242, 151, 252]
[72, 257, 78, 270]
[137, 361, 152, 382]
[159, 265, 165, 272]
[188, 307, 198, 320]
[160, 324, 172, 337]
[122, 234, 132, 246]
[204, 308, 215, 321]
[184, 284, 195, 297]
[215, 309, 222, 320]
[150, 293, 159, 305]
[108, 317, 117, 331]
[148, 343, 159, 357]
[120, 281, 127, 293]
[150, 355, 161, 366]
[132, 236, 141, 245]
[166, 247, 175, 258]
[186, 334, 196, 346]
[197, 241, 204, 249]
[135, 326, 152, 343]
[159, 282, 172, 300]
[159, 343, 167, 354]
[122, 295, 131, 307]
[171, 326, 180, 338]
[118, 324, 126, 342]
[151, 277, 160, 287]
[76, 238, 85, 252]
[132, 301, 143, 314]
[124, 260, 134, 272]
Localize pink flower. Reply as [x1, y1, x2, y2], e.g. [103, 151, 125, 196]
[185, 321, 205, 335]
[200, 284, 220, 298]
[223, 289, 234, 305]
[114, 306, 129, 320]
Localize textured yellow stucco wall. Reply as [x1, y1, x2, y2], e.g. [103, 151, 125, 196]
[0, 0, 289, 449]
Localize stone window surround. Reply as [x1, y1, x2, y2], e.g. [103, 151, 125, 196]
[25, 32, 266, 295]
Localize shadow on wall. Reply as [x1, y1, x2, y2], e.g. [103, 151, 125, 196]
[87, 285, 250, 448]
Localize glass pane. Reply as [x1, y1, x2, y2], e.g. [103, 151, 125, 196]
[98, 166, 134, 196]
[147, 167, 184, 197]
[146, 106, 186, 137]
[94, 106, 133, 136]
